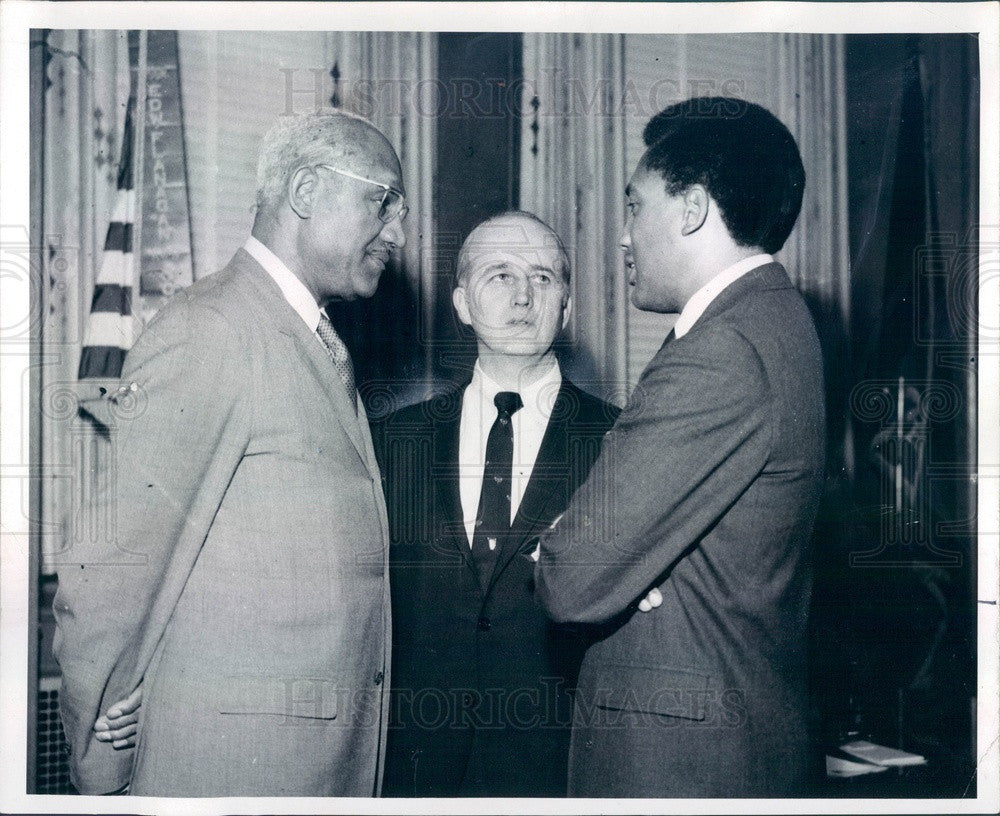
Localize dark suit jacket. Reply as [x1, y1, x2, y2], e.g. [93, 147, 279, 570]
[376, 378, 619, 797]
[535, 263, 826, 797]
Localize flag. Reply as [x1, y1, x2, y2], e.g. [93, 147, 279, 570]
[77, 34, 139, 381]
[78, 30, 194, 385]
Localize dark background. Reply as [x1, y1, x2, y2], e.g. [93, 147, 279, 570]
[809, 33, 979, 796]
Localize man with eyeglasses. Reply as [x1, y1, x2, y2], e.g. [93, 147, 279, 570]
[53, 111, 406, 797]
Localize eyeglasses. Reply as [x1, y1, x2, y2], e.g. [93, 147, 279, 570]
[315, 164, 409, 224]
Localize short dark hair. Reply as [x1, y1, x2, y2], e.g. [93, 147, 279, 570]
[641, 97, 805, 254]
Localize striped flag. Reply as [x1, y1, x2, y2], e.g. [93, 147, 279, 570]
[78, 38, 139, 381]
[78, 30, 194, 389]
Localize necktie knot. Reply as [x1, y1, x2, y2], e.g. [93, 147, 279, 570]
[494, 391, 523, 419]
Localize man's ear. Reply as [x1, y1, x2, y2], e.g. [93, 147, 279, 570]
[680, 184, 710, 236]
[452, 286, 473, 327]
[561, 293, 573, 331]
[288, 166, 320, 219]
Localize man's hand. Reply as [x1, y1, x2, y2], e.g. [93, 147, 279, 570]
[637, 587, 663, 613]
[93, 686, 142, 750]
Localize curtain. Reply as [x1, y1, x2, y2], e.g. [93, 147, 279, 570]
[840, 35, 978, 767]
[914, 35, 978, 561]
[847, 36, 977, 573]
[521, 34, 850, 407]
[324, 32, 438, 412]
[773, 34, 853, 478]
[519, 33, 629, 405]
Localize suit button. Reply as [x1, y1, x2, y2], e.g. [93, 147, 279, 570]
[477, 616, 491, 631]
[374, 670, 384, 686]
[462, 692, 475, 707]
[585, 739, 594, 750]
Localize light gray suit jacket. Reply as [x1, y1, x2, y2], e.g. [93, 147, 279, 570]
[54, 249, 392, 796]
[535, 263, 825, 797]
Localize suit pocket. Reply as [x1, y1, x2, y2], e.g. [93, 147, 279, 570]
[218, 676, 341, 720]
[590, 662, 711, 721]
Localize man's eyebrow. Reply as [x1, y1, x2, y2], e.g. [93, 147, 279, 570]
[529, 264, 556, 273]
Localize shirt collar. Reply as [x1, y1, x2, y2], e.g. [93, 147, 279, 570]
[469, 357, 563, 416]
[673, 253, 774, 339]
[244, 236, 322, 332]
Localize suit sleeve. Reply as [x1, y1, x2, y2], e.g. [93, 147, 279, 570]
[535, 326, 772, 625]
[52, 302, 251, 794]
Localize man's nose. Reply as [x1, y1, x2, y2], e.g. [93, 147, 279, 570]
[513, 277, 532, 306]
[620, 224, 632, 250]
[380, 216, 406, 250]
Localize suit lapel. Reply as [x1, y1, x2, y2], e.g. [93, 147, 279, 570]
[237, 251, 370, 471]
[431, 398, 479, 580]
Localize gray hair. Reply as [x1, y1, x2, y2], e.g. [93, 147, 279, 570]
[455, 210, 572, 288]
[255, 110, 377, 211]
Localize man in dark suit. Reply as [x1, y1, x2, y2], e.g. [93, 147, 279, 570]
[56, 111, 404, 796]
[378, 212, 619, 797]
[535, 97, 826, 797]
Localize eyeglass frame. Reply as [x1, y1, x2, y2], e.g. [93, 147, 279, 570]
[314, 164, 409, 224]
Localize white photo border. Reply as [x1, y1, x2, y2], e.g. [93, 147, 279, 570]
[1, 2, 997, 814]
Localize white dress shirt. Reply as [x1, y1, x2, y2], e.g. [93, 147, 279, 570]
[458, 359, 562, 547]
[244, 236, 324, 341]
[673, 253, 774, 338]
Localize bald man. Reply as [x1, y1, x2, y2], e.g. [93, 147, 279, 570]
[53, 112, 406, 796]
[378, 212, 619, 796]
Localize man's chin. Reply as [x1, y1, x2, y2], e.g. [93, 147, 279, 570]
[491, 340, 554, 358]
[355, 267, 384, 298]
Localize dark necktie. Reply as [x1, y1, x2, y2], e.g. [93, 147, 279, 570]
[471, 391, 523, 591]
[316, 313, 357, 412]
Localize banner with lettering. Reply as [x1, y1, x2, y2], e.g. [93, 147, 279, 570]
[79, 30, 193, 424]
[138, 30, 194, 322]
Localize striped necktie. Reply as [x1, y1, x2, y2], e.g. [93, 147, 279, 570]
[471, 391, 523, 591]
